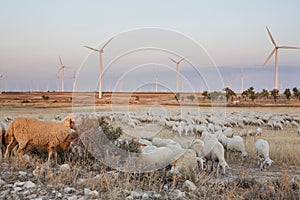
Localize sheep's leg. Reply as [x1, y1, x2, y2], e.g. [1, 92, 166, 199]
[48, 146, 53, 163]
[4, 138, 18, 159]
[17, 142, 28, 156]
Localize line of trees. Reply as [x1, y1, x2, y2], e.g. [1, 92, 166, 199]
[201, 86, 300, 103]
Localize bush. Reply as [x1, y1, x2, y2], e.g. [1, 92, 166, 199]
[41, 95, 50, 100]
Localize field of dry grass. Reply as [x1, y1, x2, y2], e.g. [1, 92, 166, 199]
[0, 93, 300, 199]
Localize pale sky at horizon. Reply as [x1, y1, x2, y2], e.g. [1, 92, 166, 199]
[0, 1, 300, 92]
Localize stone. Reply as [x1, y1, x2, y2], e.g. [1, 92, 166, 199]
[169, 189, 186, 200]
[64, 187, 76, 194]
[18, 171, 27, 176]
[184, 180, 197, 191]
[142, 193, 149, 199]
[59, 164, 71, 172]
[24, 181, 36, 189]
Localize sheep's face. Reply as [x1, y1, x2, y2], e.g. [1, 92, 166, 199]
[263, 159, 273, 169]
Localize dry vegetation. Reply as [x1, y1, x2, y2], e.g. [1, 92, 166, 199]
[0, 93, 300, 199]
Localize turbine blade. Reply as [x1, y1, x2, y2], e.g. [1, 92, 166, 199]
[63, 66, 73, 69]
[177, 57, 187, 64]
[59, 56, 63, 66]
[100, 37, 114, 50]
[168, 57, 177, 63]
[84, 45, 99, 52]
[57, 67, 63, 75]
[278, 46, 300, 49]
[266, 26, 277, 47]
[264, 48, 276, 65]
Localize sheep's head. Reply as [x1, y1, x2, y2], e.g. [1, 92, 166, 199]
[242, 152, 248, 159]
[263, 158, 273, 169]
[64, 114, 78, 130]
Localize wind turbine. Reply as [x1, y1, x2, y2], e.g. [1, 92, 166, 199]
[71, 69, 77, 92]
[264, 26, 300, 90]
[153, 68, 158, 93]
[0, 74, 3, 94]
[237, 69, 247, 93]
[84, 37, 114, 98]
[168, 56, 186, 93]
[57, 56, 72, 92]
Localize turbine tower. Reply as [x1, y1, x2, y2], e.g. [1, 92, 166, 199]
[264, 26, 300, 90]
[0, 74, 3, 94]
[168, 56, 186, 93]
[237, 69, 247, 93]
[57, 56, 72, 92]
[84, 37, 114, 98]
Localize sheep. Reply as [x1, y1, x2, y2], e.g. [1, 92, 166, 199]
[239, 129, 248, 137]
[291, 121, 298, 127]
[223, 127, 234, 138]
[254, 139, 273, 170]
[217, 133, 229, 149]
[256, 127, 262, 136]
[227, 136, 248, 158]
[0, 122, 9, 158]
[170, 149, 198, 174]
[202, 137, 229, 174]
[273, 122, 283, 130]
[189, 139, 205, 170]
[4, 114, 77, 163]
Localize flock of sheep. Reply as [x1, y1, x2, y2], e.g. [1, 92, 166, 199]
[0, 109, 300, 176]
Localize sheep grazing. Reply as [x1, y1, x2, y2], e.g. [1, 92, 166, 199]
[5, 114, 77, 163]
[256, 128, 262, 136]
[170, 149, 198, 174]
[189, 139, 205, 170]
[254, 139, 273, 170]
[0, 122, 10, 158]
[202, 137, 229, 174]
[227, 136, 248, 159]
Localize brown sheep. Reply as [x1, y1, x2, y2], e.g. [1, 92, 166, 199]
[4, 114, 76, 163]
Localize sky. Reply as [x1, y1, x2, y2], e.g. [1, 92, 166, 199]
[0, 1, 300, 93]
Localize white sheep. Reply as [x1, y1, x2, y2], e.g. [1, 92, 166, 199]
[170, 149, 198, 174]
[4, 115, 77, 163]
[217, 133, 229, 149]
[256, 127, 262, 136]
[227, 136, 248, 158]
[189, 139, 205, 170]
[223, 127, 234, 138]
[254, 139, 273, 170]
[202, 137, 229, 174]
[0, 122, 9, 158]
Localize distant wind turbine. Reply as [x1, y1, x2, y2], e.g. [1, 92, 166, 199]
[168, 56, 186, 93]
[57, 56, 72, 92]
[84, 37, 114, 98]
[0, 74, 3, 94]
[237, 69, 247, 93]
[154, 69, 158, 93]
[71, 69, 77, 91]
[264, 26, 300, 90]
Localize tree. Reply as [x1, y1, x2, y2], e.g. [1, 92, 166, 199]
[260, 89, 269, 99]
[187, 95, 195, 102]
[224, 87, 236, 102]
[202, 91, 209, 100]
[270, 89, 279, 103]
[242, 86, 255, 101]
[293, 87, 299, 99]
[283, 88, 291, 101]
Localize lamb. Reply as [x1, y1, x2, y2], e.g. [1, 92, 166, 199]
[202, 137, 229, 174]
[254, 139, 273, 170]
[227, 136, 248, 158]
[5, 114, 77, 163]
